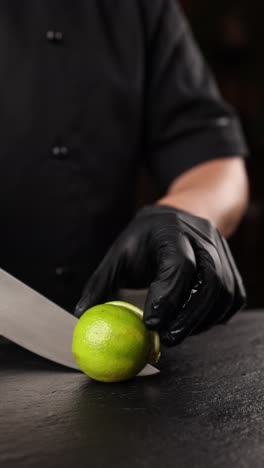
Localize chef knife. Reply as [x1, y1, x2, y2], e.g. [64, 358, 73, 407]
[0, 269, 159, 376]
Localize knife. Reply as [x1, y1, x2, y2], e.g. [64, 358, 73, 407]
[0, 269, 159, 376]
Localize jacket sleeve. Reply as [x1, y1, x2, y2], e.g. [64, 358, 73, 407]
[143, 0, 248, 191]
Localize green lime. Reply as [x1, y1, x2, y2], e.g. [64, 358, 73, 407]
[72, 301, 160, 383]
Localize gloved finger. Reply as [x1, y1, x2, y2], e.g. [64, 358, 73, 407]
[191, 237, 235, 333]
[196, 235, 247, 331]
[191, 283, 230, 334]
[160, 249, 222, 346]
[143, 233, 197, 331]
[74, 244, 124, 317]
[204, 236, 246, 328]
[184, 234, 246, 335]
[217, 235, 247, 323]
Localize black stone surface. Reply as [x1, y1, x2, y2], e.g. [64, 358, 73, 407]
[1, 312, 264, 468]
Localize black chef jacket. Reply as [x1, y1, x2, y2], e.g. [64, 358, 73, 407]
[0, 0, 248, 311]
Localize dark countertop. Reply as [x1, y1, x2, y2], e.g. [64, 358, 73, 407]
[1, 311, 264, 468]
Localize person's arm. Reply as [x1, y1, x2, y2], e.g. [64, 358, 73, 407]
[75, 1, 248, 346]
[158, 157, 249, 238]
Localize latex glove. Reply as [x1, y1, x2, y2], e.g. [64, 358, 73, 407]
[74, 205, 246, 346]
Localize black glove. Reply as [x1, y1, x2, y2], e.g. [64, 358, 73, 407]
[75, 205, 246, 346]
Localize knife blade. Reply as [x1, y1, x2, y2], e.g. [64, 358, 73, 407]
[0, 269, 159, 376]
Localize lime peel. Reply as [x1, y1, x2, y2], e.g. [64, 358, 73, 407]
[107, 300, 161, 365]
[72, 301, 161, 383]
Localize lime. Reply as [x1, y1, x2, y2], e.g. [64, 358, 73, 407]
[72, 301, 160, 383]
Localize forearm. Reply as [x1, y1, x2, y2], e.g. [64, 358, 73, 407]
[157, 157, 249, 238]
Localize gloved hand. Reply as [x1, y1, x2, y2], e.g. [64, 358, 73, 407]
[74, 205, 246, 346]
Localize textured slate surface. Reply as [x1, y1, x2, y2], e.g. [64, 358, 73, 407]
[1, 311, 264, 468]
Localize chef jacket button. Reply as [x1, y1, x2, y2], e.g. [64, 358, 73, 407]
[55, 266, 72, 279]
[46, 30, 63, 43]
[52, 146, 69, 158]
[60, 146, 69, 156]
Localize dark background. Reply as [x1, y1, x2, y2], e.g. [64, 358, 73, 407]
[137, 0, 263, 309]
